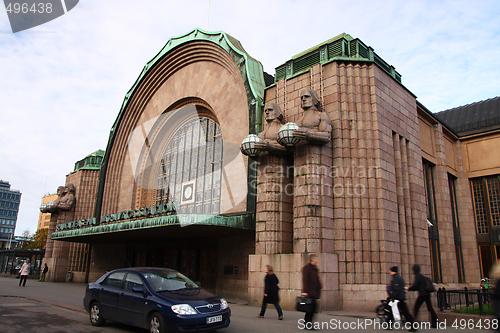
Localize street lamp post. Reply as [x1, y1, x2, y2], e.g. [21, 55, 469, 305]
[7, 232, 13, 249]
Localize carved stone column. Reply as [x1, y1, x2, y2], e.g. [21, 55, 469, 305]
[293, 142, 333, 254]
[255, 154, 293, 254]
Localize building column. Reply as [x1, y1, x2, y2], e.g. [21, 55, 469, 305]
[293, 143, 333, 254]
[255, 154, 293, 254]
[45, 209, 74, 282]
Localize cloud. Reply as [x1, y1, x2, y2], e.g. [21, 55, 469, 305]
[1, 0, 500, 234]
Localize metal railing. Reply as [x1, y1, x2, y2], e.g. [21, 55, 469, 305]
[437, 287, 495, 316]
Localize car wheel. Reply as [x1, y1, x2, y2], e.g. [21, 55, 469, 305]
[89, 302, 106, 326]
[149, 312, 166, 333]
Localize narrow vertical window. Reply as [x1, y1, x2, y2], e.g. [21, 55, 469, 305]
[472, 179, 489, 234]
[423, 159, 442, 282]
[487, 177, 500, 226]
[471, 175, 500, 278]
[448, 175, 465, 283]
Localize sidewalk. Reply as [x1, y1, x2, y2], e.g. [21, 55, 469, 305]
[0, 275, 376, 318]
[0, 275, 88, 313]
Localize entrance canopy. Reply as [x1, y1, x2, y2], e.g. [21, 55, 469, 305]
[50, 213, 255, 243]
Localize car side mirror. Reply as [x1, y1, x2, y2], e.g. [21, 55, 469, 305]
[132, 286, 146, 294]
[195, 281, 201, 287]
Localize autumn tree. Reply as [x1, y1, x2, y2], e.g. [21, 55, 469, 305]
[17, 229, 48, 250]
[31, 228, 49, 250]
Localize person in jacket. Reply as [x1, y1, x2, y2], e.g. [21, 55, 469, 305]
[256, 265, 283, 320]
[39, 263, 48, 282]
[19, 259, 31, 287]
[389, 266, 417, 332]
[302, 254, 322, 329]
[408, 264, 438, 328]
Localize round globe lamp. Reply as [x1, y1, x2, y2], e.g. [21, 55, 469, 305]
[277, 122, 300, 147]
[241, 134, 261, 157]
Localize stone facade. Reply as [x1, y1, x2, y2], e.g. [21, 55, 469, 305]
[101, 39, 251, 218]
[252, 61, 435, 311]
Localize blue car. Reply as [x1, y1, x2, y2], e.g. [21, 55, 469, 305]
[83, 267, 231, 333]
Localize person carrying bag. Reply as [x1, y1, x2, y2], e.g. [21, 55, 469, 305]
[301, 254, 322, 329]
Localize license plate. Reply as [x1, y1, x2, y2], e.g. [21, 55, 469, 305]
[206, 315, 222, 324]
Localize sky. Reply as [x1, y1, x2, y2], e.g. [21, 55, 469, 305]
[1, 0, 499, 235]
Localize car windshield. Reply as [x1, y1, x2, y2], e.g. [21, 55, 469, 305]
[143, 271, 199, 292]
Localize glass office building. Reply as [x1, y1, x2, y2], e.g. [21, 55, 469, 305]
[0, 180, 21, 249]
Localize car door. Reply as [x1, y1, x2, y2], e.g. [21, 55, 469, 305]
[116, 272, 149, 327]
[98, 271, 125, 319]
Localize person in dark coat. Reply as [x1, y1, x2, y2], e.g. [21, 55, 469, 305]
[302, 254, 322, 329]
[389, 266, 417, 332]
[257, 265, 283, 319]
[408, 264, 438, 328]
[490, 262, 500, 332]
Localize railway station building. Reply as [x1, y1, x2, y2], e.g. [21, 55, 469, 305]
[42, 29, 500, 311]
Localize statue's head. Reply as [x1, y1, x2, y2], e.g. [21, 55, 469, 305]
[300, 89, 321, 111]
[65, 183, 75, 194]
[56, 186, 65, 196]
[264, 102, 284, 124]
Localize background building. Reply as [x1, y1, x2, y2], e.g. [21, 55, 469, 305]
[0, 180, 21, 249]
[37, 193, 57, 231]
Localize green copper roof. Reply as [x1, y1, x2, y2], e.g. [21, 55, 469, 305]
[73, 149, 105, 172]
[51, 213, 255, 240]
[275, 33, 402, 83]
[113, 28, 265, 136]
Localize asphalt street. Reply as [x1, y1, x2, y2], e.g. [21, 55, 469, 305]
[0, 276, 491, 332]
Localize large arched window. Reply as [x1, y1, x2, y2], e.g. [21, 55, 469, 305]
[156, 117, 223, 214]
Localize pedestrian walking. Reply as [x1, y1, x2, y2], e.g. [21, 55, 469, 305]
[491, 262, 500, 332]
[256, 265, 283, 320]
[408, 264, 438, 328]
[389, 266, 417, 332]
[39, 263, 48, 282]
[302, 254, 321, 330]
[19, 259, 31, 287]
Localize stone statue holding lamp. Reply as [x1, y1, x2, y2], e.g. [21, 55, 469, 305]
[293, 89, 332, 145]
[253, 102, 288, 154]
